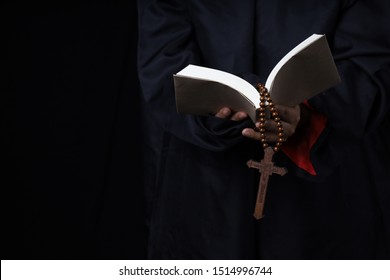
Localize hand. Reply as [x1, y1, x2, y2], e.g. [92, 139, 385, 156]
[242, 104, 301, 143]
[215, 107, 248, 121]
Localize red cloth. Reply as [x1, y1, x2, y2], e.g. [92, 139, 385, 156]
[281, 102, 327, 176]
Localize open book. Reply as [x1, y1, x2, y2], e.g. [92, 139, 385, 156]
[173, 34, 341, 123]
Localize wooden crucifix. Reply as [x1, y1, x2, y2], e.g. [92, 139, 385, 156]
[247, 146, 287, 219]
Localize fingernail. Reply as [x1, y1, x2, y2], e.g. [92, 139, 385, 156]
[240, 112, 247, 118]
[223, 108, 230, 115]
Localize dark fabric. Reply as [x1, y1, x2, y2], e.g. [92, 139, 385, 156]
[137, 0, 390, 259]
[2, 1, 147, 259]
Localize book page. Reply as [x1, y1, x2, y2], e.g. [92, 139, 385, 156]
[175, 65, 259, 106]
[265, 34, 340, 106]
[174, 71, 258, 123]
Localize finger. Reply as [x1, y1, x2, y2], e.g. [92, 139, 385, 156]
[242, 128, 262, 141]
[263, 120, 288, 134]
[267, 119, 297, 138]
[243, 127, 287, 143]
[275, 104, 301, 126]
[264, 133, 287, 143]
[255, 121, 281, 138]
[215, 107, 231, 119]
[230, 111, 248, 121]
[262, 120, 292, 142]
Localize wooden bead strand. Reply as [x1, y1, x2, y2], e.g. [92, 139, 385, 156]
[256, 83, 285, 152]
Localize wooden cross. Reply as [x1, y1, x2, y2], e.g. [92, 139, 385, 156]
[247, 146, 287, 219]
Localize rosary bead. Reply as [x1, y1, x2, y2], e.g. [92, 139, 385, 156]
[256, 83, 284, 153]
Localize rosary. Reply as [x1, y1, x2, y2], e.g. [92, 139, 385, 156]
[246, 83, 287, 219]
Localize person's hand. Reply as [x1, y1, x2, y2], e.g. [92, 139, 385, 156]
[215, 107, 248, 121]
[242, 104, 302, 143]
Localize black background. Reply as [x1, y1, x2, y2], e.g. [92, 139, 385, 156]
[2, 1, 147, 259]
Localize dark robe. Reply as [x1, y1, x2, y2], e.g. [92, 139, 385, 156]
[137, 0, 390, 259]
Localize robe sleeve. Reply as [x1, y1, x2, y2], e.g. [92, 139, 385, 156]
[137, 0, 251, 152]
[302, 0, 390, 177]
